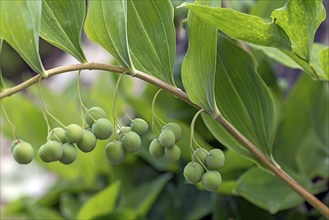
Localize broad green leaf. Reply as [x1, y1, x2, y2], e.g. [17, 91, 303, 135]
[180, 3, 291, 49]
[250, 0, 286, 19]
[77, 181, 121, 220]
[296, 130, 329, 179]
[234, 167, 326, 213]
[84, 0, 133, 71]
[273, 76, 323, 170]
[310, 80, 329, 146]
[181, 0, 220, 115]
[127, 0, 176, 84]
[0, 1, 45, 77]
[120, 173, 171, 217]
[272, 0, 326, 61]
[214, 37, 276, 158]
[320, 48, 329, 78]
[40, 0, 87, 63]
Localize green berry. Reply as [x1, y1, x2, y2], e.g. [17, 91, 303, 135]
[149, 139, 164, 157]
[158, 130, 175, 148]
[164, 144, 181, 161]
[76, 130, 97, 152]
[163, 123, 182, 141]
[202, 171, 222, 191]
[85, 107, 107, 126]
[183, 162, 204, 184]
[48, 127, 66, 143]
[11, 139, 24, 152]
[105, 141, 126, 165]
[117, 126, 131, 140]
[38, 141, 63, 162]
[192, 148, 208, 165]
[205, 149, 225, 170]
[92, 118, 113, 140]
[12, 142, 34, 164]
[131, 118, 148, 136]
[59, 143, 77, 165]
[122, 131, 141, 153]
[65, 124, 84, 143]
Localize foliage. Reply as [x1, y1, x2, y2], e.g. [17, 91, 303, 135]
[0, 0, 328, 219]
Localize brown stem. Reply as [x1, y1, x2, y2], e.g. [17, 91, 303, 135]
[0, 62, 328, 218]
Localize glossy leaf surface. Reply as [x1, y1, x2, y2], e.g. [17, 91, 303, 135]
[41, 0, 87, 63]
[181, 0, 220, 115]
[0, 1, 45, 76]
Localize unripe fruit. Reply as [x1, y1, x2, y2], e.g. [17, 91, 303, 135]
[164, 144, 181, 161]
[149, 139, 164, 157]
[205, 149, 225, 170]
[105, 141, 126, 164]
[65, 124, 83, 143]
[48, 127, 66, 143]
[158, 130, 175, 148]
[59, 143, 77, 165]
[92, 118, 113, 140]
[202, 171, 222, 191]
[163, 123, 182, 141]
[11, 139, 24, 152]
[183, 162, 204, 184]
[131, 118, 148, 136]
[122, 131, 141, 153]
[38, 141, 63, 162]
[192, 148, 208, 165]
[76, 130, 97, 152]
[12, 142, 34, 164]
[85, 107, 107, 126]
[117, 126, 131, 140]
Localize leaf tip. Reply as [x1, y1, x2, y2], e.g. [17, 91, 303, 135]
[177, 2, 190, 9]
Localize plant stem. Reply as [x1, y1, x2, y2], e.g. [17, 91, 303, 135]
[0, 62, 328, 218]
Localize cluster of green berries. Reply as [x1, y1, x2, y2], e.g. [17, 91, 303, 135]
[105, 118, 148, 164]
[38, 106, 113, 164]
[183, 148, 225, 191]
[149, 123, 182, 161]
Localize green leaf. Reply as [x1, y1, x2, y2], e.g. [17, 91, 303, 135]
[84, 0, 133, 71]
[271, 0, 326, 61]
[127, 0, 176, 84]
[0, 39, 4, 91]
[77, 181, 121, 220]
[120, 173, 171, 217]
[181, 0, 220, 115]
[296, 130, 329, 179]
[0, 1, 45, 77]
[320, 48, 329, 78]
[40, 0, 87, 63]
[216, 37, 276, 158]
[273, 76, 323, 170]
[26, 204, 64, 220]
[180, 3, 291, 49]
[234, 167, 326, 213]
[310, 80, 329, 146]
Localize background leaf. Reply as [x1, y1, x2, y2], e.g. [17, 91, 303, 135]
[273, 76, 325, 171]
[271, 0, 326, 61]
[119, 173, 171, 217]
[234, 167, 326, 214]
[0, 1, 45, 76]
[181, 0, 220, 115]
[205, 37, 276, 159]
[0, 39, 3, 91]
[40, 0, 87, 63]
[84, 0, 133, 71]
[127, 0, 176, 84]
[320, 48, 329, 77]
[180, 3, 291, 49]
[77, 181, 121, 220]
